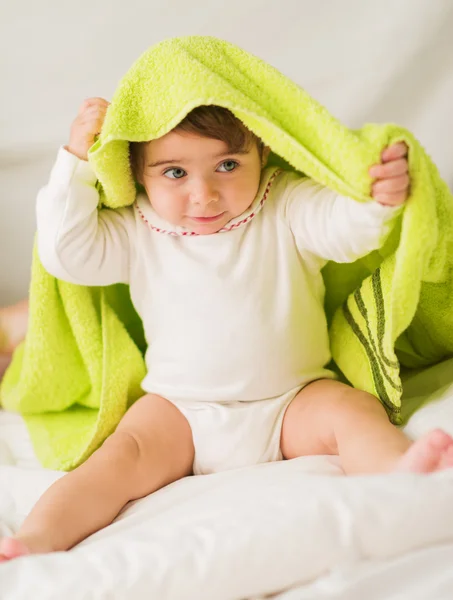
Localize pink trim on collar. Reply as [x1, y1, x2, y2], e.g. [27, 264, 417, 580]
[134, 169, 281, 237]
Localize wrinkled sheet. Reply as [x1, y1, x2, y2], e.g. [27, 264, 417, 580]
[1, 359, 453, 600]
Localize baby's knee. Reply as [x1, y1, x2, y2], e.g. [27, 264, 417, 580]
[330, 384, 388, 422]
[100, 430, 158, 497]
[99, 430, 141, 470]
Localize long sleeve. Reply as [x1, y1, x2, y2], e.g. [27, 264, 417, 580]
[36, 147, 136, 286]
[280, 172, 402, 263]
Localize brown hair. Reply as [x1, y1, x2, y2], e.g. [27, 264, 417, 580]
[129, 105, 264, 182]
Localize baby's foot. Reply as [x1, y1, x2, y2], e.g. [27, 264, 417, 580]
[395, 429, 453, 473]
[0, 299, 29, 354]
[0, 352, 12, 380]
[0, 299, 28, 380]
[0, 537, 31, 563]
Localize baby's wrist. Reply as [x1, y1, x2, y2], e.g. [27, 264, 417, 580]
[64, 144, 88, 162]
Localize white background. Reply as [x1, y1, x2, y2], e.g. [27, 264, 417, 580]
[1, 0, 452, 303]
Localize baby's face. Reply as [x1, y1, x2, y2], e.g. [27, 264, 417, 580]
[141, 130, 266, 235]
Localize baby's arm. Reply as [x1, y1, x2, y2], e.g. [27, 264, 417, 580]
[283, 143, 409, 263]
[37, 148, 134, 285]
[284, 180, 401, 263]
[37, 96, 134, 286]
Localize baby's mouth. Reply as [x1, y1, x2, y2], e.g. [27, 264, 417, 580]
[189, 212, 225, 223]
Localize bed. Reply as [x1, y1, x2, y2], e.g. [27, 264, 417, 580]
[2, 1, 453, 598]
[1, 358, 453, 599]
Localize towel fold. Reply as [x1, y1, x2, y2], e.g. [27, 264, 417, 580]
[1, 36, 452, 470]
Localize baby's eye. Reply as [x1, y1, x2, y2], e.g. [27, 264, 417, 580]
[164, 167, 186, 179]
[217, 160, 238, 173]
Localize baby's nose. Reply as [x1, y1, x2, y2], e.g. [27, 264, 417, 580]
[190, 181, 219, 206]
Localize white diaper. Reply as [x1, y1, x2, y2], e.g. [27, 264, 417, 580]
[168, 386, 303, 475]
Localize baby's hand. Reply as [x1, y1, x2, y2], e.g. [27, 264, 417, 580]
[66, 97, 109, 161]
[369, 142, 409, 206]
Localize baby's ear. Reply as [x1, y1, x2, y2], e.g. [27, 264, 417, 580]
[261, 146, 271, 167]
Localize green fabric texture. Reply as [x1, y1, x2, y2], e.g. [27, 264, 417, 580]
[1, 35, 452, 470]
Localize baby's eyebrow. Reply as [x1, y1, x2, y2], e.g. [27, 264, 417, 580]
[147, 149, 250, 168]
[213, 149, 249, 157]
[147, 158, 185, 168]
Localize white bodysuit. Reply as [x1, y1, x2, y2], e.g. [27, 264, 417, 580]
[37, 148, 399, 474]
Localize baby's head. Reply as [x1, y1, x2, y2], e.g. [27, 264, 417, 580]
[130, 105, 269, 235]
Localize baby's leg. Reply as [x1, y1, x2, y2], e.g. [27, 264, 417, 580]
[0, 299, 29, 353]
[0, 299, 29, 378]
[0, 394, 194, 561]
[280, 379, 453, 474]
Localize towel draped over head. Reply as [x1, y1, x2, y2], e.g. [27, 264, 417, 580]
[1, 36, 452, 470]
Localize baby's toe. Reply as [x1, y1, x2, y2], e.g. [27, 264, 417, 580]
[425, 429, 453, 452]
[0, 537, 30, 561]
[439, 444, 453, 470]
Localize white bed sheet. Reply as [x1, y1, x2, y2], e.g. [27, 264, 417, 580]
[1, 359, 453, 599]
[270, 544, 453, 600]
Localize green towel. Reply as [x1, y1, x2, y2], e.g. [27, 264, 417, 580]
[1, 36, 452, 470]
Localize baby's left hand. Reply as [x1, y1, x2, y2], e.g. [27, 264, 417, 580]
[369, 142, 409, 206]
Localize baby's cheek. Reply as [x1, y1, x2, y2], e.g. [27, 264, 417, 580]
[179, 196, 192, 217]
[158, 193, 184, 220]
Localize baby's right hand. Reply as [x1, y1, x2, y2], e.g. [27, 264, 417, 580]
[66, 97, 109, 161]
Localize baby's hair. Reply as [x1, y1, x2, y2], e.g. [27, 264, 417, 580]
[129, 105, 264, 182]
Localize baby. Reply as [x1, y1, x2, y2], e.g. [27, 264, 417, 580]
[0, 300, 28, 379]
[1, 97, 453, 562]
